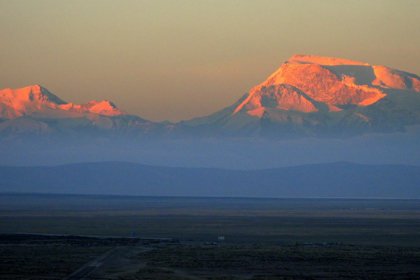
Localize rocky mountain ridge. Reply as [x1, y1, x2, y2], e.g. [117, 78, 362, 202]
[1, 55, 419, 138]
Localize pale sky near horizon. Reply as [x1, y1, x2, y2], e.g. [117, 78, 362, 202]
[0, 0, 419, 121]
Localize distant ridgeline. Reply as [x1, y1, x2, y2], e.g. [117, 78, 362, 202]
[1, 55, 420, 139]
[0, 162, 419, 198]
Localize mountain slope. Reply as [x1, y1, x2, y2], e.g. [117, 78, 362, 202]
[0, 162, 419, 198]
[0, 85, 123, 118]
[0, 85, 167, 138]
[1, 54, 420, 138]
[183, 54, 420, 137]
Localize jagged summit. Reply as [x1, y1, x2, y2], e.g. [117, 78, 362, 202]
[1, 55, 420, 138]
[0, 85, 159, 137]
[58, 100, 123, 116]
[185, 54, 420, 136]
[231, 54, 420, 118]
[0, 84, 66, 105]
[84, 100, 122, 116]
[0, 85, 66, 118]
[0, 85, 123, 118]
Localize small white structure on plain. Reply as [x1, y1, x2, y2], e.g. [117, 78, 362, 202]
[217, 236, 225, 242]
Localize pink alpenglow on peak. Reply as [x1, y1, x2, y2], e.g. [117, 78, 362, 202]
[372, 65, 420, 91]
[0, 85, 124, 119]
[0, 85, 66, 118]
[1, 54, 420, 138]
[83, 100, 123, 116]
[232, 54, 420, 117]
[288, 54, 370, 66]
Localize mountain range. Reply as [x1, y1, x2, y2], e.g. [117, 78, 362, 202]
[1, 54, 420, 139]
[1, 56, 420, 197]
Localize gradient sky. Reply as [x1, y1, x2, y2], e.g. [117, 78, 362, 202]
[1, 0, 419, 121]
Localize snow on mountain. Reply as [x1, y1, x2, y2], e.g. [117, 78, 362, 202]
[0, 85, 163, 138]
[0, 85, 64, 119]
[0, 85, 124, 119]
[234, 54, 419, 115]
[183, 54, 420, 136]
[1, 55, 420, 139]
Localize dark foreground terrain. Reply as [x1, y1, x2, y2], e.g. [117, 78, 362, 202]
[1, 234, 420, 280]
[0, 194, 420, 279]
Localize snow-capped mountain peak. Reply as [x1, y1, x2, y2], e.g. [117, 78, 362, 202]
[58, 100, 123, 116]
[231, 54, 419, 118]
[288, 54, 370, 66]
[184, 54, 420, 137]
[0, 85, 67, 118]
[0, 85, 124, 119]
[1, 54, 420, 138]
